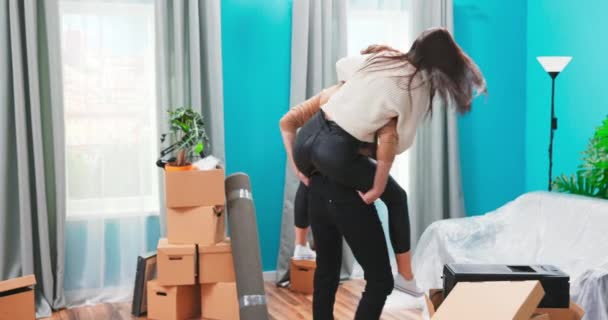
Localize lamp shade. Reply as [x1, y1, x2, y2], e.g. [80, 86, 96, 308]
[537, 56, 572, 73]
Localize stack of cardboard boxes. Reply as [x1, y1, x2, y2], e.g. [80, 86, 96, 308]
[147, 168, 240, 320]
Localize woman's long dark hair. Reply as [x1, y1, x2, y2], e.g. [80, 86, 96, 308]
[360, 27, 486, 114]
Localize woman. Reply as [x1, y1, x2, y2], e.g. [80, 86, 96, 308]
[289, 54, 369, 262]
[281, 28, 486, 319]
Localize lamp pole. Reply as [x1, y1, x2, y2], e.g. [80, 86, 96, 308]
[548, 72, 558, 191]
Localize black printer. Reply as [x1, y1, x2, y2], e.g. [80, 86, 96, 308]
[442, 264, 570, 308]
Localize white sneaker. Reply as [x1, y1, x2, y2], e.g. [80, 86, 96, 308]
[293, 243, 316, 260]
[394, 274, 424, 297]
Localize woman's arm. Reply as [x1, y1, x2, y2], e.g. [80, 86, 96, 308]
[279, 94, 323, 186]
[358, 118, 398, 204]
[280, 127, 309, 185]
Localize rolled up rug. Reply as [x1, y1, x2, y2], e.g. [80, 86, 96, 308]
[225, 173, 269, 320]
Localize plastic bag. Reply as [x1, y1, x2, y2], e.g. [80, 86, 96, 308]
[412, 192, 608, 320]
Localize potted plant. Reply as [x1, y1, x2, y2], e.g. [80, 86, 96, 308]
[159, 107, 210, 172]
[553, 115, 608, 199]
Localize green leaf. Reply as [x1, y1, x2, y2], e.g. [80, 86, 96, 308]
[194, 142, 203, 154]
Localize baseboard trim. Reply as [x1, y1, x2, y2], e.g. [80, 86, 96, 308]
[263, 270, 277, 282]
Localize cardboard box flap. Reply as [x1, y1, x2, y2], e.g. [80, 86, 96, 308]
[424, 294, 436, 317]
[157, 238, 196, 256]
[433, 281, 545, 320]
[537, 301, 585, 320]
[0, 275, 36, 293]
[199, 239, 231, 254]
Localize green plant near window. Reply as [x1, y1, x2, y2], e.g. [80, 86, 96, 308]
[553, 115, 608, 199]
[160, 107, 210, 167]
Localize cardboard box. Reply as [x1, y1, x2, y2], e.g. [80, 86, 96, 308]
[424, 294, 436, 317]
[537, 302, 585, 320]
[428, 287, 584, 320]
[428, 288, 444, 311]
[432, 281, 545, 320]
[290, 259, 316, 295]
[157, 238, 197, 285]
[198, 239, 235, 284]
[201, 282, 239, 320]
[0, 275, 36, 320]
[167, 206, 226, 245]
[147, 280, 200, 320]
[165, 168, 225, 208]
[530, 313, 550, 320]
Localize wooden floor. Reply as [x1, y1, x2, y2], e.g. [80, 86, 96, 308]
[44, 280, 423, 320]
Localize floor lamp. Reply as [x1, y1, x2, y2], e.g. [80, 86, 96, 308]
[537, 56, 572, 191]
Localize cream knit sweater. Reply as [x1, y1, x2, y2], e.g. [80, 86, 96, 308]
[322, 53, 431, 154]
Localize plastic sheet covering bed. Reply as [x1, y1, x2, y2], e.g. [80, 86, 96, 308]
[412, 191, 608, 320]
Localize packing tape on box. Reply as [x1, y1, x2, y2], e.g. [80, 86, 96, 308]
[227, 189, 253, 203]
[239, 294, 267, 309]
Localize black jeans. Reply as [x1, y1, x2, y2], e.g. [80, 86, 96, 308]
[308, 174, 393, 320]
[293, 111, 411, 253]
[294, 182, 310, 228]
[293, 111, 407, 319]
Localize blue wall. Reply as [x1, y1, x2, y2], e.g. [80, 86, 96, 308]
[526, 1, 608, 190]
[222, 0, 293, 271]
[454, 0, 528, 215]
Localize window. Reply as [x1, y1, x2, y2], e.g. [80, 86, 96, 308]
[60, 0, 159, 218]
[347, 0, 412, 54]
[347, 0, 412, 189]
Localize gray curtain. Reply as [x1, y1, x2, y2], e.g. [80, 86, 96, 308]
[276, 0, 349, 284]
[408, 0, 465, 248]
[0, 0, 66, 317]
[155, 0, 225, 234]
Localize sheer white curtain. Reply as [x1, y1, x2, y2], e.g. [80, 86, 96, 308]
[59, 0, 160, 306]
[347, 0, 412, 274]
[348, 0, 412, 189]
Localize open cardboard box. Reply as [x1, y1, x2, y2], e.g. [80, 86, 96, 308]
[427, 283, 584, 320]
[536, 303, 585, 320]
[0, 275, 36, 320]
[165, 168, 225, 208]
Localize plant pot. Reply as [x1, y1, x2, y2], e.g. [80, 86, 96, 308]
[165, 163, 194, 172]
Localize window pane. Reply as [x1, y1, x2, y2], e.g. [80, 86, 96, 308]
[60, 0, 159, 217]
[347, 0, 411, 55]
